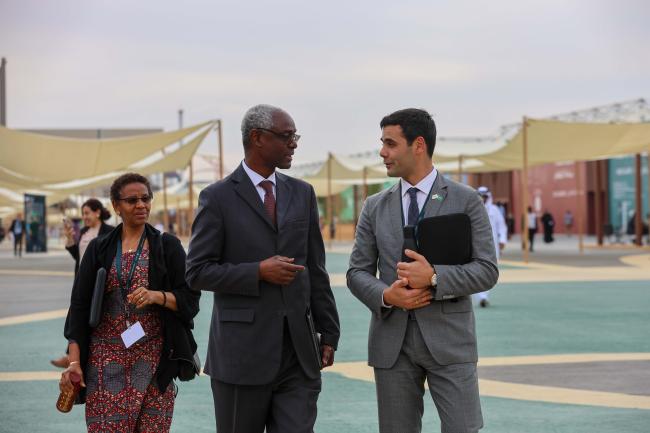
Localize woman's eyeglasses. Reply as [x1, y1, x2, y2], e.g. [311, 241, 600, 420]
[117, 195, 153, 205]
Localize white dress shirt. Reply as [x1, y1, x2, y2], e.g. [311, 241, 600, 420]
[242, 160, 276, 203]
[400, 167, 438, 225]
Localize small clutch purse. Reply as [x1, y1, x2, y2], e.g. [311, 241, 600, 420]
[56, 372, 81, 413]
[89, 267, 106, 327]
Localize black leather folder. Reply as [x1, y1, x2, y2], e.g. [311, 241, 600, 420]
[89, 267, 106, 328]
[305, 308, 323, 369]
[416, 213, 472, 265]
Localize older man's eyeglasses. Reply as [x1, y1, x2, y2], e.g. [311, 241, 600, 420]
[117, 195, 153, 205]
[256, 128, 301, 143]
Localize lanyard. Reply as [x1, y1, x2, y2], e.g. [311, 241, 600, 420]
[116, 231, 146, 326]
[399, 182, 435, 246]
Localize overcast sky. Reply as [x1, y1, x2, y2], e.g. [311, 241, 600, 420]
[1, 0, 648, 169]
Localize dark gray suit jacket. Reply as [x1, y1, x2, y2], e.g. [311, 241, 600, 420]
[186, 164, 340, 385]
[347, 174, 498, 368]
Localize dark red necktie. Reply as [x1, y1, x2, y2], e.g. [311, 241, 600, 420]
[259, 180, 276, 226]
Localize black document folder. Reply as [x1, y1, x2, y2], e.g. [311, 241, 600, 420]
[416, 213, 472, 265]
[305, 308, 323, 369]
[89, 267, 106, 328]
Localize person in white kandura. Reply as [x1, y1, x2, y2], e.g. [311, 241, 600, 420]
[475, 186, 507, 307]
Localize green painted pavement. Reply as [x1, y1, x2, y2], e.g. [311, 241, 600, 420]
[2, 375, 649, 433]
[1, 252, 649, 432]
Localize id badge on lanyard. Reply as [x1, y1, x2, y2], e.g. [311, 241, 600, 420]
[116, 231, 147, 348]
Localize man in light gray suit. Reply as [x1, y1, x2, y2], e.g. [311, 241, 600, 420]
[347, 108, 498, 433]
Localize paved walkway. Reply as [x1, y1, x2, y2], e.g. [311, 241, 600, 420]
[0, 238, 649, 432]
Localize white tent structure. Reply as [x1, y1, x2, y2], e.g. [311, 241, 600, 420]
[0, 121, 218, 233]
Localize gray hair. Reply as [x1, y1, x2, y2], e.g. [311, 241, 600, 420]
[241, 104, 282, 147]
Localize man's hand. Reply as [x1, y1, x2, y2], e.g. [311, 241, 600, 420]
[397, 249, 435, 289]
[383, 278, 433, 310]
[259, 256, 305, 285]
[499, 242, 506, 251]
[321, 344, 335, 369]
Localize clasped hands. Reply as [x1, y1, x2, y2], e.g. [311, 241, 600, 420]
[383, 249, 435, 310]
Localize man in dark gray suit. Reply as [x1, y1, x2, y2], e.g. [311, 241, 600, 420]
[186, 104, 340, 433]
[347, 108, 498, 433]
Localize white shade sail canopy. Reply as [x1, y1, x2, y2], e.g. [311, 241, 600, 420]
[0, 121, 214, 186]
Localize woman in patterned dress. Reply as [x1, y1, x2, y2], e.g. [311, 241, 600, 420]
[61, 173, 200, 433]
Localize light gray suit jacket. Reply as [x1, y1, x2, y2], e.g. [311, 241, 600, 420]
[347, 173, 498, 368]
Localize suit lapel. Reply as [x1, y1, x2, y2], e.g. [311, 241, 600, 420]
[423, 172, 449, 219]
[232, 164, 277, 232]
[388, 183, 403, 243]
[275, 173, 293, 229]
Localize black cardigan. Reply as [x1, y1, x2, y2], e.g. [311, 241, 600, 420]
[64, 223, 200, 402]
[65, 222, 114, 275]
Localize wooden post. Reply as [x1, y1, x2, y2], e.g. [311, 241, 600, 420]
[162, 173, 169, 232]
[327, 153, 333, 246]
[0, 58, 6, 126]
[188, 159, 194, 228]
[217, 119, 224, 179]
[521, 117, 530, 263]
[362, 166, 368, 201]
[576, 161, 584, 253]
[175, 197, 181, 236]
[595, 161, 603, 246]
[353, 185, 359, 232]
[635, 154, 643, 246]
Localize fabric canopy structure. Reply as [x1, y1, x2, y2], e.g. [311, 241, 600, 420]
[284, 118, 650, 195]
[284, 153, 389, 197]
[437, 99, 650, 173]
[151, 180, 208, 212]
[465, 119, 650, 173]
[305, 100, 650, 178]
[0, 121, 215, 211]
[42, 127, 212, 196]
[0, 121, 213, 186]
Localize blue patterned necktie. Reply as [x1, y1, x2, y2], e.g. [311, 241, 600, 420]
[407, 187, 419, 226]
